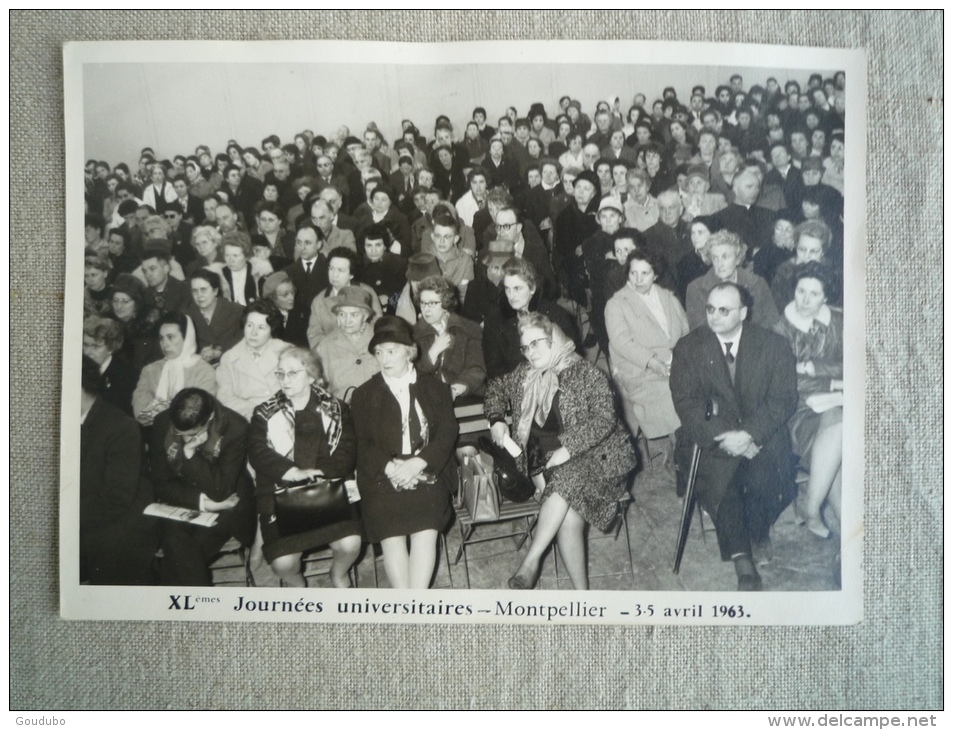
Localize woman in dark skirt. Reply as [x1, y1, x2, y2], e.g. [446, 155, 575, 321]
[350, 316, 458, 589]
[248, 347, 362, 587]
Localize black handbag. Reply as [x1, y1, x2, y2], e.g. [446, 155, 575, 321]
[273, 477, 352, 537]
[477, 436, 535, 503]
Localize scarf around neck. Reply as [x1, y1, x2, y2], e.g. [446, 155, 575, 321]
[516, 323, 581, 447]
[155, 315, 201, 403]
[265, 384, 343, 461]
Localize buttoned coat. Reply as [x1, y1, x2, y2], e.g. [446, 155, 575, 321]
[215, 337, 292, 421]
[606, 284, 690, 438]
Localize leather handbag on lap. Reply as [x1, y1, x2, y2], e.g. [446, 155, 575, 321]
[273, 477, 352, 537]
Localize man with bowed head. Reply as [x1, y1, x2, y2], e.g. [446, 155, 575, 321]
[669, 282, 797, 592]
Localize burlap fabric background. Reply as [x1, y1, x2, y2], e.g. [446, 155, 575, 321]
[10, 10, 941, 710]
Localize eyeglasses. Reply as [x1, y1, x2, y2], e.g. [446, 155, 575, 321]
[520, 337, 551, 354]
[419, 300, 442, 309]
[275, 369, 305, 380]
[705, 305, 742, 317]
[163, 213, 179, 219]
[495, 222, 517, 232]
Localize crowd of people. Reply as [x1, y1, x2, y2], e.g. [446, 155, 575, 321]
[79, 68, 846, 592]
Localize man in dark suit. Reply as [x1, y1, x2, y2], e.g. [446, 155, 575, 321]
[150, 388, 257, 586]
[492, 205, 558, 300]
[171, 175, 206, 224]
[522, 158, 562, 234]
[219, 165, 264, 229]
[80, 356, 157, 585]
[140, 247, 191, 314]
[312, 155, 352, 212]
[764, 143, 805, 216]
[711, 171, 777, 255]
[670, 282, 797, 591]
[318, 185, 358, 235]
[643, 189, 693, 288]
[283, 222, 329, 314]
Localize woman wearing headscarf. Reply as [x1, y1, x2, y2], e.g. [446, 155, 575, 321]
[485, 312, 637, 590]
[132, 311, 217, 426]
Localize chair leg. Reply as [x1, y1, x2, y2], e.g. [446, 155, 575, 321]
[243, 546, 255, 587]
[441, 532, 453, 589]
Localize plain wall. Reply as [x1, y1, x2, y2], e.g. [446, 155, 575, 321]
[83, 61, 833, 166]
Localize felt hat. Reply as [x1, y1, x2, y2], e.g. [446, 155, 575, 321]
[368, 315, 415, 351]
[262, 270, 291, 300]
[331, 285, 374, 315]
[686, 163, 710, 182]
[597, 197, 624, 216]
[143, 237, 172, 256]
[573, 169, 600, 190]
[406, 253, 442, 282]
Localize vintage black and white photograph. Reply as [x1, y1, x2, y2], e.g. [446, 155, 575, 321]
[61, 39, 865, 625]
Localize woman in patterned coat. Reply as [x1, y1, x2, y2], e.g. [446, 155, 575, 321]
[485, 312, 637, 590]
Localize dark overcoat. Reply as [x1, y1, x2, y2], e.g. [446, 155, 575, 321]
[669, 323, 798, 539]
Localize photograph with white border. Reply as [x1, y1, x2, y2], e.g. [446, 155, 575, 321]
[62, 39, 865, 625]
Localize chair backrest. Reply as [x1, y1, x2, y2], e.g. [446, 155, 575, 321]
[454, 402, 491, 436]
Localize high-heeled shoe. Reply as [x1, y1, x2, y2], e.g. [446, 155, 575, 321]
[507, 574, 534, 590]
[507, 562, 541, 590]
[794, 500, 831, 539]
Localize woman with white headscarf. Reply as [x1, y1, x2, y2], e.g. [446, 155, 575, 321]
[132, 311, 217, 426]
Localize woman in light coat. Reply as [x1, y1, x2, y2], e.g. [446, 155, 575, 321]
[606, 248, 689, 443]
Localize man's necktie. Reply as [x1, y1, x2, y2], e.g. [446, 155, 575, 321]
[305, 261, 312, 276]
[724, 342, 736, 383]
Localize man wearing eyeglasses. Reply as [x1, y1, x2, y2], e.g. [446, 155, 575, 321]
[159, 206, 195, 270]
[669, 282, 797, 592]
[493, 205, 557, 300]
